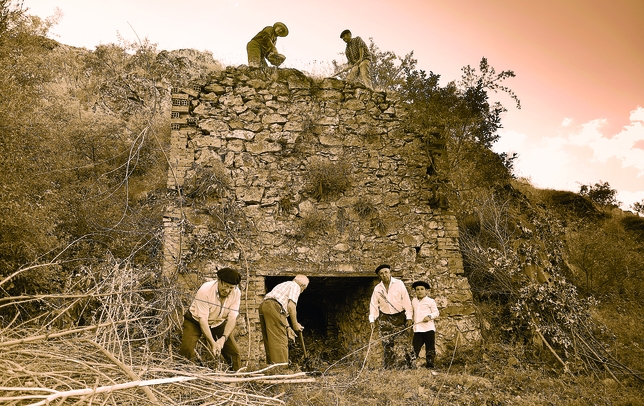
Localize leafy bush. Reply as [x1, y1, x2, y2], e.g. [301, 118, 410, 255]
[621, 215, 644, 239]
[579, 181, 620, 206]
[541, 190, 599, 218]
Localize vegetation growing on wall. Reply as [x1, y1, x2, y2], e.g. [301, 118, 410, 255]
[305, 157, 352, 201]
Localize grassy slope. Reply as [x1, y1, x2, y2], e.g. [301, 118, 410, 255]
[271, 307, 643, 405]
[276, 181, 644, 405]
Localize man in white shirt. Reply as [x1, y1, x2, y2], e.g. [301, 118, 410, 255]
[259, 275, 309, 366]
[411, 280, 440, 368]
[179, 267, 242, 371]
[369, 264, 415, 369]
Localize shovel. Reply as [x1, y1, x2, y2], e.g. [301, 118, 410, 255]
[297, 330, 307, 358]
[297, 330, 321, 375]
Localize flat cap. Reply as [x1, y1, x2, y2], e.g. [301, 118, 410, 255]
[412, 281, 430, 289]
[217, 267, 241, 285]
[375, 264, 391, 274]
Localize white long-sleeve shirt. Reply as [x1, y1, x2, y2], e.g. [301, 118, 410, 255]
[369, 277, 413, 323]
[412, 296, 439, 332]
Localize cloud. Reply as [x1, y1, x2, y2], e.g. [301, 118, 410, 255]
[631, 106, 644, 122]
[495, 106, 644, 210]
[618, 190, 644, 211]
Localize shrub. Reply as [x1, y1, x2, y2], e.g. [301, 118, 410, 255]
[370, 216, 387, 235]
[621, 215, 644, 239]
[299, 210, 327, 238]
[278, 194, 294, 214]
[353, 200, 377, 218]
[541, 190, 599, 218]
[184, 162, 231, 202]
[305, 157, 351, 201]
[579, 181, 620, 206]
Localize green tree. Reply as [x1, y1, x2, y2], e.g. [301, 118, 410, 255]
[579, 181, 620, 206]
[396, 57, 521, 212]
[0, 3, 171, 297]
[0, 1, 63, 283]
[630, 200, 644, 216]
[367, 38, 417, 92]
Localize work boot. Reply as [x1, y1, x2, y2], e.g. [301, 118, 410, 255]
[426, 352, 435, 369]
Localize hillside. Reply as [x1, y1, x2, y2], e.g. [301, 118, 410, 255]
[1, 4, 643, 405]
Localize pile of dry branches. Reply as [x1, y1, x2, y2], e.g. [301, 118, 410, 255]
[0, 261, 313, 405]
[0, 337, 313, 405]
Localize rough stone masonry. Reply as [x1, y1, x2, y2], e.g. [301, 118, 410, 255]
[162, 65, 480, 365]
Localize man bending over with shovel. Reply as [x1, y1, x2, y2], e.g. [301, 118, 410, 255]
[259, 275, 309, 369]
[180, 267, 242, 371]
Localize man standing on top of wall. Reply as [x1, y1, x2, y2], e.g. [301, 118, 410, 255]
[259, 275, 309, 368]
[179, 267, 242, 371]
[340, 29, 374, 90]
[247, 22, 289, 67]
[369, 264, 415, 369]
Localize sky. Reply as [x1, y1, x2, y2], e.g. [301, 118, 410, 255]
[24, 0, 644, 210]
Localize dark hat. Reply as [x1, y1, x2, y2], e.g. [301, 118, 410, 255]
[273, 22, 289, 36]
[412, 281, 430, 289]
[340, 29, 351, 38]
[375, 264, 391, 274]
[217, 267, 241, 285]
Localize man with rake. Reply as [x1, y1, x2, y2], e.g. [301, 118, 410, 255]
[339, 29, 374, 90]
[369, 264, 415, 369]
[180, 267, 242, 371]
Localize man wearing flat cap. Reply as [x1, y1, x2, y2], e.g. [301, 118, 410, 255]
[180, 267, 242, 371]
[247, 22, 289, 67]
[340, 29, 373, 90]
[369, 264, 414, 369]
[259, 275, 309, 366]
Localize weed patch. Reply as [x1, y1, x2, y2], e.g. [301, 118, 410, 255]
[305, 157, 351, 201]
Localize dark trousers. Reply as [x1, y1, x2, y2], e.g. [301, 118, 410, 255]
[413, 330, 436, 367]
[246, 40, 268, 67]
[179, 312, 241, 371]
[378, 311, 414, 369]
[259, 299, 289, 364]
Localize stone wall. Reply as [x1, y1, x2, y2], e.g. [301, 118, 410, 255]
[163, 66, 480, 365]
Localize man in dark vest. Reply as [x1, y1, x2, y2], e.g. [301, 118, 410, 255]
[247, 22, 289, 67]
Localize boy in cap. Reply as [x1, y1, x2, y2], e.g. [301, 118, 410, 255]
[180, 267, 243, 371]
[411, 280, 440, 368]
[247, 22, 289, 67]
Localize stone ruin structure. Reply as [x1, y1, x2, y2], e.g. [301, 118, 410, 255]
[162, 66, 480, 366]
